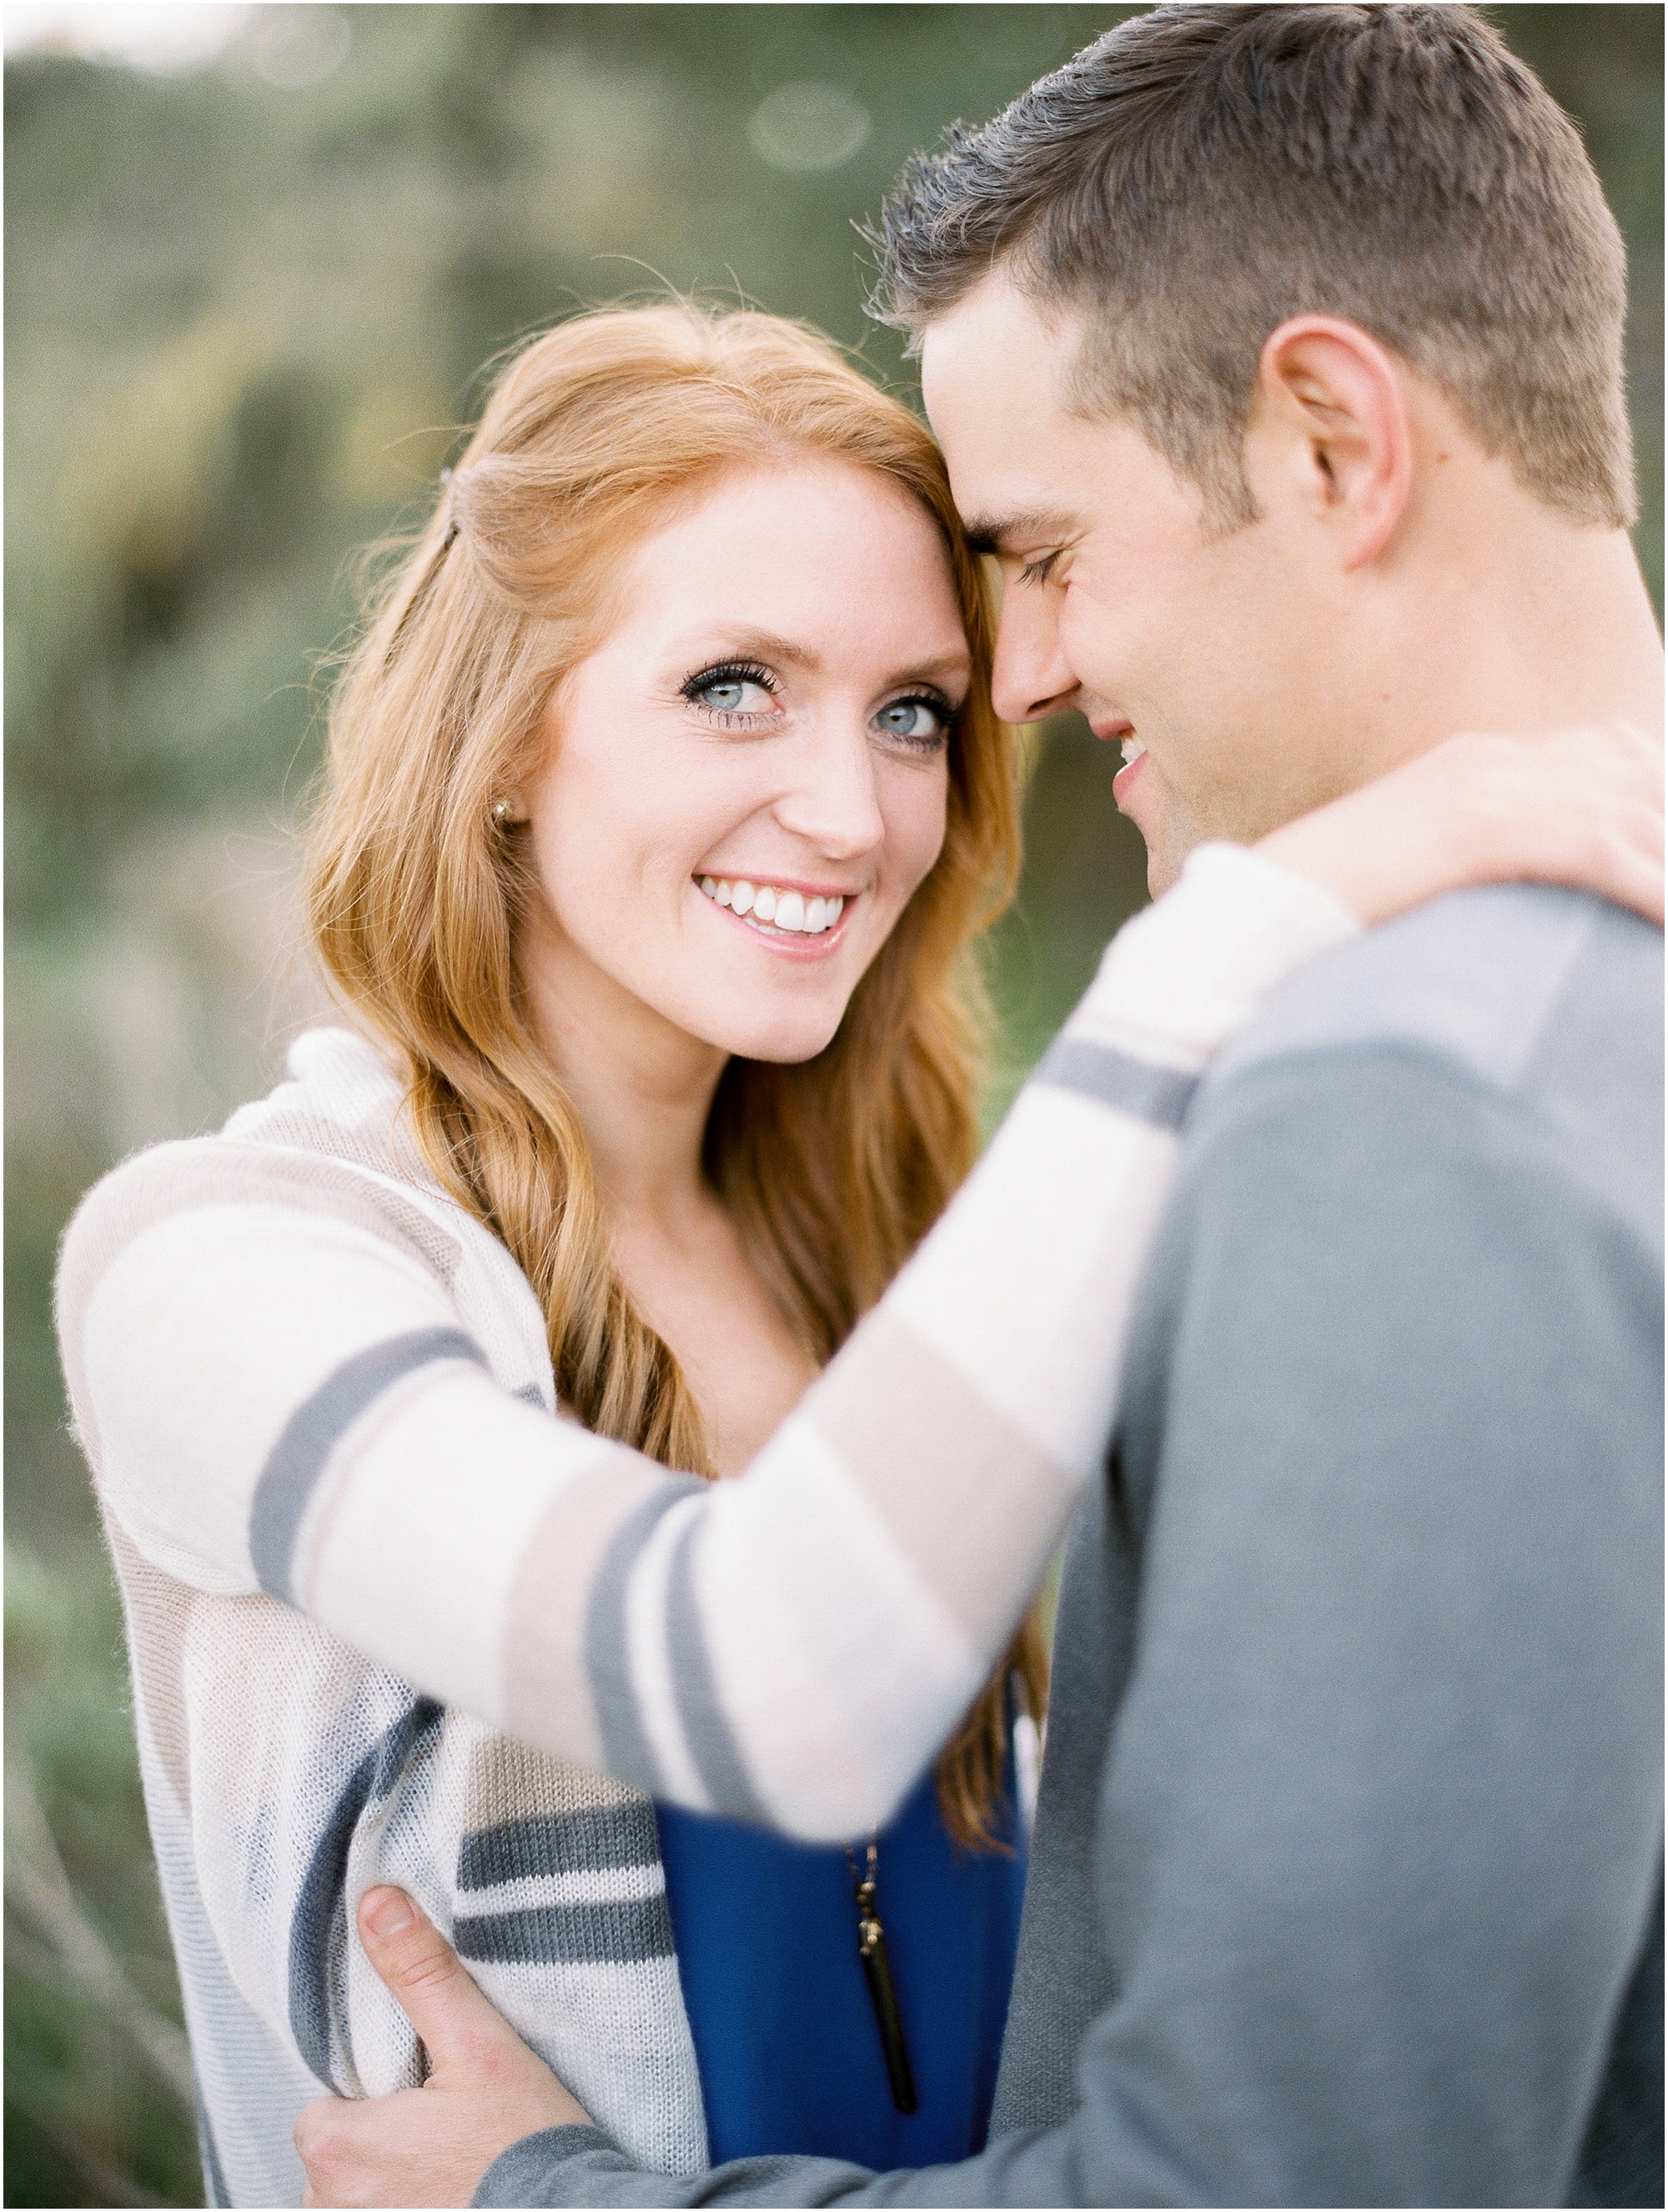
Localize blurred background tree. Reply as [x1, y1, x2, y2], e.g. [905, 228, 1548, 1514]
[5, 6, 1660, 2203]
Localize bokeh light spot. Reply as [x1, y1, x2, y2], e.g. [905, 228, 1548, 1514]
[245, 6, 350, 90]
[746, 82, 871, 173]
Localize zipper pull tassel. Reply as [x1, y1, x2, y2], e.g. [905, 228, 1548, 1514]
[847, 1842, 917, 2114]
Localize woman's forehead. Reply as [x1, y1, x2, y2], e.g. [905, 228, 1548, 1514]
[594, 465, 970, 660]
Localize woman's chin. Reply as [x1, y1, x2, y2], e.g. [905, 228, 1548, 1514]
[698, 1006, 847, 1066]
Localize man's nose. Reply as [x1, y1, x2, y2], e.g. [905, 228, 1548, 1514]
[990, 584, 1078, 725]
[773, 722, 887, 860]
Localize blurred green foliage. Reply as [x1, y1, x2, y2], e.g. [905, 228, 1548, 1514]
[5, 7, 1660, 2204]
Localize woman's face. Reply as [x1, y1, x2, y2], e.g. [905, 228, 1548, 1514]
[519, 459, 968, 1066]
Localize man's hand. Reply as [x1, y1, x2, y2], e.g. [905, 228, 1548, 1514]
[294, 1887, 593, 2208]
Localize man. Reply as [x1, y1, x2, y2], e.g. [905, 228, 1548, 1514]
[297, 6, 1664, 2203]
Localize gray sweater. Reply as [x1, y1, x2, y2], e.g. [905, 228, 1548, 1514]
[477, 884, 1664, 2209]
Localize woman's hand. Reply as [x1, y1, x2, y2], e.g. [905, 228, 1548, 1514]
[1256, 722, 1664, 929]
[294, 1888, 590, 2208]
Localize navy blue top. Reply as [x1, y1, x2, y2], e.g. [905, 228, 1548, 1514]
[656, 1761, 1026, 2169]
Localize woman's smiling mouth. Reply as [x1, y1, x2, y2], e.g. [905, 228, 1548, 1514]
[698, 875, 847, 935]
[696, 874, 854, 950]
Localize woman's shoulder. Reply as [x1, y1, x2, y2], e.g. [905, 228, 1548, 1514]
[57, 1029, 492, 1327]
[57, 1031, 559, 1515]
[219, 1024, 414, 1176]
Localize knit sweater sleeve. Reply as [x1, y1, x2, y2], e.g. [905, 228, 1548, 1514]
[57, 845, 1356, 1839]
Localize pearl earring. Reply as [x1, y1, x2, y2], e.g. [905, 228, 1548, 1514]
[491, 798, 518, 827]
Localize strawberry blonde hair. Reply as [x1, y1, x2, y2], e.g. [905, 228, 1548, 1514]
[308, 303, 1043, 1846]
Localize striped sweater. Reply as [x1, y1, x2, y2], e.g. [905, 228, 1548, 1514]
[56, 843, 1357, 2208]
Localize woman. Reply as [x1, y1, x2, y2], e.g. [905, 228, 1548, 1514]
[55, 303, 1661, 2209]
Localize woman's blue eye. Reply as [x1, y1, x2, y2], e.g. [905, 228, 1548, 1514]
[686, 665, 776, 717]
[876, 696, 950, 746]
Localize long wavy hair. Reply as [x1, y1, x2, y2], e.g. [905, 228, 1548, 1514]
[308, 303, 1045, 1848]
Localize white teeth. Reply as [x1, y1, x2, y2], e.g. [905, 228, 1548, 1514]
[697, 878, 847, 935]
[1120, 735, 1147, 765]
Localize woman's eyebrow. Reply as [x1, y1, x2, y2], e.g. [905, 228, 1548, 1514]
[691, 628, 825, 673]
[886, 650, 972, 690]
[675, 631, 970, 689]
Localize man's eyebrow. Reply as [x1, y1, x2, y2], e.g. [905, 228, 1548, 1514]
[961, 510, 1080, 556]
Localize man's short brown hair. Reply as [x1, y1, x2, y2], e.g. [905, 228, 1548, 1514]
[869, 3, 1634, 529]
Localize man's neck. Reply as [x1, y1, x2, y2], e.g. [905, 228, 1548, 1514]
[1369, 509, 1662, 775]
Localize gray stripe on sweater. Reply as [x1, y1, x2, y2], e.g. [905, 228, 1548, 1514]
[289, 1697, 444, 2088]
[585, 1482, 705, 1798]
[455, 1893, 675, 1968]
[666, 1515, 771, 1825]
[457, 1801, 661, 1890]
[1032, 1036, 1199, 1131]
[249, 1327, 486, 1602]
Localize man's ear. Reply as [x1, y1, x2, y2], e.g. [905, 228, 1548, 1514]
[1252, 316, 1413, 569]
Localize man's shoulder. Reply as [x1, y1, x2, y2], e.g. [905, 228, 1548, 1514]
[1203, 885, 1662, 1200]
[1113, 885, 1665, 1499]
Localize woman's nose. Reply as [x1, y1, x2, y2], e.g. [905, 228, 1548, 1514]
[991, 584, 1078, 725]
[773, 723, 887, 860]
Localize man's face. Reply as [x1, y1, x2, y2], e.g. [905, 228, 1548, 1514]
[920, 271, 1354, 891]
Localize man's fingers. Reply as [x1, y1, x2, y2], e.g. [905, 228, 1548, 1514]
[355, 1888, 514, 2074]
[296, 2084, 451, 2209]
[298, 1897, 598, 2205]
[296, 2092, 372, 2207]
[1609, 843, 1665, 927]
[295, 1961, 595, 2209]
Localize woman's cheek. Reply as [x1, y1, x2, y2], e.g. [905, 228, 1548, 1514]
[891, 765, 951, 903]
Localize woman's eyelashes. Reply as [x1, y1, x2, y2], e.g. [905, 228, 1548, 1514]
[681, 660, 779, 723]
[679, 662, 955, 752]
[872, 692, 955, 753]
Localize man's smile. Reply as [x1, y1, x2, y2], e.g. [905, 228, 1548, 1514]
[1111, 739, 1148, 809]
